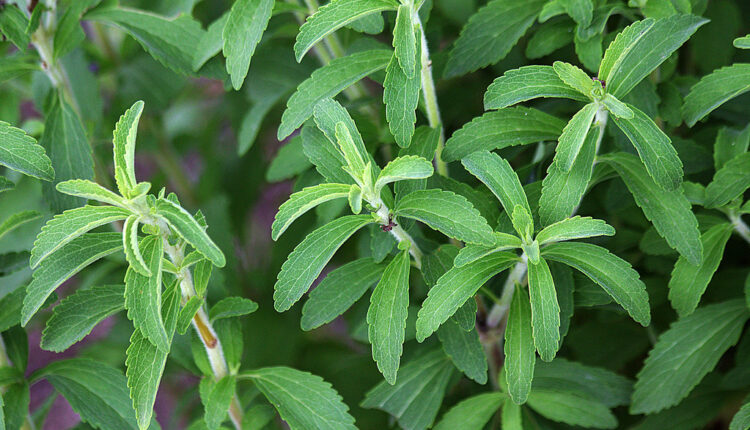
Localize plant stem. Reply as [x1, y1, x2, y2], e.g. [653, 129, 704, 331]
[414, 13, 448, 176]
[729, 213, 750, 245]
[486, 254, 528, 328]
[372, 198, 424, 267]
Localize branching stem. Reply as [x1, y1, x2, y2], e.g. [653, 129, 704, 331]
[372, 197, 424, 268]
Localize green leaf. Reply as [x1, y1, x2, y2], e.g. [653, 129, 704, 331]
[125, 282, 179, 430]
[484, 65, 588, 110]
[272, 183, 351, 240]
[32, 358, 140, 430]
[668, 223, 733, 317]
[704, 152, 750, 208]
[536, 216, 615, 245]
[125, 235, 169, 353]
[527, 257, 560, 361]
[600, 152, 701, 265]
[41, 285, 125, 353]
[52, 2, 91, 60]
[611, 103, 683, 191]
[375, 156, 433, 192]
[392, 4, 417, 77]
[443, 107, 566, 162]
[454, 232, 522, 267]
[539, 126, 598, 225]
[416, 252, 518, 341]
[275, 215, 374, 312]
[714, 124, 750, 171]
[85, 6, 205, 75]
[111, 100, 144, 196]
[438, 319, 487, 384]
[527, 389, 617, 429]
[334, 121, 367, 176]
[278, 50, 391, 140]
[555, 103, 599, 171]
[361, 350, 454, 430]
[209, 296, 258, 321]
[598, 15, 707, 98]
[730, 403, 750, 430]
[123, 215, 150, 276]
[444, 0, 546, 77]
[155, 198, 225, 267]
[31, 205, 129, 269]
[601, 93, 634, 119]
[368, 247, 410, 384]
[312, 98, 373, 173]
[553, 61, 594, 96]
[176, 296, 202, 335]
[533, 358, 633, 407]
[542, 242, 650, 326]
[734, 35, 750, 49]
[504, 284, 536, 404]
[512, 206, 535, 245]
[266, 137, 312, 182]
[56, 179, 127, 207]
[193, 13, 229, 71]
[23, 233, 123, 326]
[559, 0, 593, 27]
[0, 210, 41, 241]
[631, 299, 749, 414]
[293, 0, 398, 61]
[501, 398, 523, 430]
[433, 392, 504, 430]
[204, 375, 236, 430]
[384, 36, 422, 148]
[462, 151, 531, 219]
[0, 3, 29, 50]
[0, 120, 54, 181]
[395, 189, 495, 246]
[240, 367, 356, 430]
[222, 0, 274, 90]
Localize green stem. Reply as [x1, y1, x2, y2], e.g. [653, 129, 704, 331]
[372, 197, 424, 267]
[486, 254, 528, 328]
[729, 213, 750, 245]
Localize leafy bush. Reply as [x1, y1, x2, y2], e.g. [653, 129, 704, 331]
[1, 0, 750, 429]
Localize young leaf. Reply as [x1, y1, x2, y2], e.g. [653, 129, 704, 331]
[416, 252, 518, 341]
[462, 151, 531, 218]
[271, 183, 351, 240]
[155, 198, 225, 267]
[176, 296, 202, 334]
[274, 215, 374, 312]
[293, 0, 398, 61]
[504, 284, 536, 404]
[375, 156, 433, 192]
[41, 285, 125, 353]
[392, 4, 417, 77]
[553, 61, 594, 96]
[555, 103, 598, 171]
[361, 350, 454, 430]
[209, 296, 259, 322]
[527, 258, 560, 361]
[704, 152, 750, 208]
[204, 375, 236, 430]
[222, 0, 274, 90]
[394, 189, 495, 246]
[527, 389, 617, 429]
[444, 0, 546, 77]
[0, 120, 54, 181]
[23, 233, 123, 326]
[631, 299, 749, 414]
[598, 15, 707, 98]
[56, 179, 127, 207]
[542, 242, 650, 325]
[278, 49, 391, 140]
[368, 247, 410, 384]
[559, 0, 593, 26]
[536, 216, 615, 245]
[384, 33, 422, 148]
[111, 100, 144, 195]
[443, 107, 566, 162]
[123, 216, 150, 276]
[512, 206, 535, 244]
[454, 233, 522, 267]
[125, 235, 169, 353]
[301, 258, 385, 330]
[240, 367, 357, 430]
[600, 94, 633, 119]
[433, 392, 504, 430]
[611, 103, 683, 191]
[484, 65, 588, 110]
[600, 152, 702, 265]
[668, 223, 733, 317]
[335, 122, 367, 176]
[438, 319, 488, 384]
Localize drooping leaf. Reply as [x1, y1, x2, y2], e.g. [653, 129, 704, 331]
[433, 392, 504, 430]
[209, 297, 259, 322]
[504, 284, 536, 404]
[155, 198, 225, 267]
[438, 318, 487, 384]
[527, 389, 617, 429]
[204, 375, 236, 430]
[0, 120, 54, 181]
[484, 65, 588, 110]
[222, 0, 274, 90]
[533, 358, 633, 408]
[272, 183, 351, 240]
[704, 152, 750, 208]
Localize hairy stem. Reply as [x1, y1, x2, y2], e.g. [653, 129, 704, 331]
[729, 213, 750, 245]
[486, 254, 528, 328]
[372, 197, 424, 268]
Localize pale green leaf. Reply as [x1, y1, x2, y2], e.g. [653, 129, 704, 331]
[501, 398, 523, 430]
[23, 233, 122, 326]
[528, 257, 560, 361]
[443, 107, 566, 162]
[125, 235, 168, 353]
[375, 156, 433, 192]
[527, 389, 617, 429]
[704, 152, 750, 208]
[453, 232, 522, 267]
[668, 223, 733, 317]
[222, 0, 274, 90]
[542, 242, 650, 325]
[272, 183, 351, 240]
[416, 252, 518, 341]
[384, 38, 422, 148]
[461, 151, 531, 219]
[0, 120, 54, 181]
[278, 50, 391, 140]
[552, 61, 594, 96]
[0, 210, 41, 241]
[504, 284, 536, 404]
[601, 93, 634, 119]
[123, 215, 150, 276]
[41, 285, 125, 352]
[438, 319, 487, 384]
[56, 179, 127, 207]
[274, 215, 374, 311]
[555, 103, 598, 171]
[176, 296, 202, 334]
[241, 367, 356, 430]
[111, 100, 143, 195]
[533, 358, 633, 407]
[433, 392, 504, 430]
[600, 152, 701, 265]
[392, 4, 417, 77]
[209, 296, 258, 321]
[394, 189, 495, 246]
[155, 198, 225, 267]
[293, 0, 398, 61]
[631, 299, 749, 414]
[536, 216, 615, 245]
[483, 65, 588, 110]
[734, 35, 750, 49]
